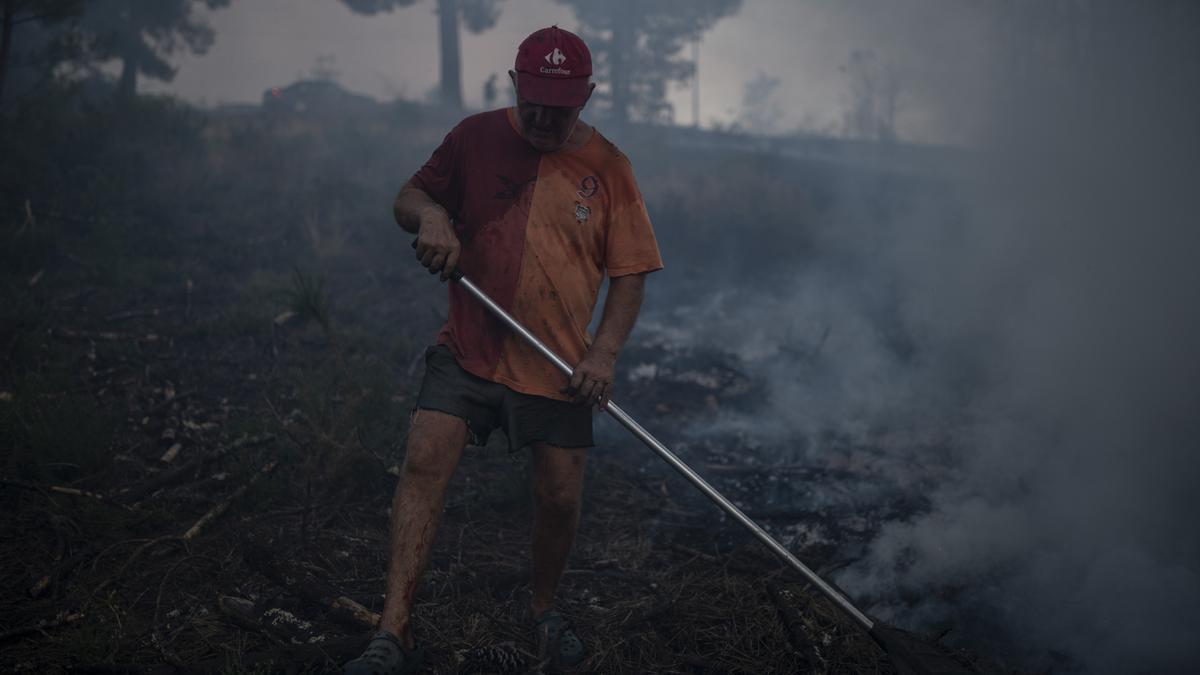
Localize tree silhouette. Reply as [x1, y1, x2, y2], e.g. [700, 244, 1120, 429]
[840, 49, 898, 142]
[0, 0, 82, 107]
[78, 0, 231, 100]
[553, 0, 741, 126]
[736, 71, 782, 135]
[337, 0, 503, 110]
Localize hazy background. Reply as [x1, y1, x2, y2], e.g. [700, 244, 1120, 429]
[3, 1, 1198, 673]
[141, 0, 994, 145]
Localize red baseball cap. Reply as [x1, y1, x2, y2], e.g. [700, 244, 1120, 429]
[514, 26, 593, 108]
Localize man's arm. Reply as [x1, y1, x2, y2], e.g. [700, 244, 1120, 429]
[395, 181, 461, 281]
[564, 272, 647, 408]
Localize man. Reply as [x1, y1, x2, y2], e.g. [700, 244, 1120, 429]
[345, 26, 662, 674]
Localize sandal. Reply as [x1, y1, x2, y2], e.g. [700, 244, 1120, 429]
[343, 629, 424, 675]
[533, 611, 587, 669]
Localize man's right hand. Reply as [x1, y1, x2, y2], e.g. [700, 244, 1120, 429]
[414, 207, 461, 281]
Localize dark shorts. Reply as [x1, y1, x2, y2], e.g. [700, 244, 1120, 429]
[415, 345, 594, 452]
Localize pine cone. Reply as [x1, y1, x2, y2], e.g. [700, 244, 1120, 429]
[455, 640, 526, 674]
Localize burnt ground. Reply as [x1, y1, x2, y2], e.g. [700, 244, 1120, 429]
[1, 97, 1007, 674]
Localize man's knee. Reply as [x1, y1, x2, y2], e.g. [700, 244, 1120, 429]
[401, 410, 466, 485]
[534, 482, 581, 520]
[531, 443, 586, 519]
[401, 445, 454, 486]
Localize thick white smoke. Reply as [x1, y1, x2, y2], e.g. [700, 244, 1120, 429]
[637, 3, 1200, 671]
[834, 4, 1200, 672]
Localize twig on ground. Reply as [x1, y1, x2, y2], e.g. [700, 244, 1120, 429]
[51, 328, 132, 342]
[0, 477, 125, 507]
[0, 610, 84, 644]
[88, 537, 184, 602]
[118, 433, 274, 504]
[30, 544, 97, 598]
[183, 460, 277, 541]
[147, 389, 196, 416]
[89, 462, 274, 606]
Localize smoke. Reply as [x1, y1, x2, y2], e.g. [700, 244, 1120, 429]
[834, 4, 1200, 671]
[635, 2, 1200, 671]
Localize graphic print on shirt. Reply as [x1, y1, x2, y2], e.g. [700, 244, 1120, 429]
[493, 174, 537, 218]
[576, 175, 598, 199]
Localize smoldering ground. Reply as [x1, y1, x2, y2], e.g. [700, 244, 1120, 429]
[3, 1, 1197, 672]
[622, 3, 1200, 672]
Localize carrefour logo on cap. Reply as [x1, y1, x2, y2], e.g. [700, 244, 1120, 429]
[540, 47, 571, 75]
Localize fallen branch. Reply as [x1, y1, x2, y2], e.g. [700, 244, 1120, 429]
[88, 538, 183, 602]
[30, 544, 97, 598]
[183, 460, 277, 541]
[0, 610, 84, 644]
[119, 433, 274, 504]
[51, 328, 132, 342]
[91, 460, 276, 600]
[105, 308, 171, 323]
[0, 478, 132, 510]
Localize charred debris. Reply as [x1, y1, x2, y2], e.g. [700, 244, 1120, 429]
[2, 91, 1000, 673]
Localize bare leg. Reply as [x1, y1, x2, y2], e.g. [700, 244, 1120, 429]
[529, 442, 588, 617]
[379, 409, 468, 649]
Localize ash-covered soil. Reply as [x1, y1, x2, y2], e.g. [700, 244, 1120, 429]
[0, 256, 987, 674]
[1, 98, 1007, 674]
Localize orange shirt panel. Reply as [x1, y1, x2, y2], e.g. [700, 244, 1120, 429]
[492, 129, 664, 400]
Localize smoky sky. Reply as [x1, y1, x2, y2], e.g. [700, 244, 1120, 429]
[148, 0, 995, 144]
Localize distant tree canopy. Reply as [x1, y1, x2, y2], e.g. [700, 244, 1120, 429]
[553, 0, 741, 126]
[337, 0, 503, 110]
[80, 0, 232, 99]
[0, 0, 85, 107]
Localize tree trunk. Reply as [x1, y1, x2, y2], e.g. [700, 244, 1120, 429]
[437, 0, 461, 109]
[116, 0, 137, 100]
[608, 3, 633, 126]
[0, 0, 15, 109]
[118, 52, 136, 99]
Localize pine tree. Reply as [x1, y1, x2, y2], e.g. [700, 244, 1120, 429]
[337, 0, 503, 110]
[0, 0, 82, 107]
[80, 0, 231, 100]
[553, 0, 741, 126]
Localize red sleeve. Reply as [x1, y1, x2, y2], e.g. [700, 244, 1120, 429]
[605, 156, 664, 277]
[409, 123, 466, 220]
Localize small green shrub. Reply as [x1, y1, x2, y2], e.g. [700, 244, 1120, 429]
[284, 267, 333, 334]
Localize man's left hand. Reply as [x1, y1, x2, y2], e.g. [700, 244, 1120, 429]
[563, 348, 616, 409]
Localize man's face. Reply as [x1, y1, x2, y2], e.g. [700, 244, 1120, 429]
[509, 70, 592, 153]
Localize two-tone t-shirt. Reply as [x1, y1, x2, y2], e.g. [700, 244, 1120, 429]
[409, 108, 663, 401]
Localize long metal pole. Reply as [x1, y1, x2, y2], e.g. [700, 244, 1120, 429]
[454, 274, 875, 632]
